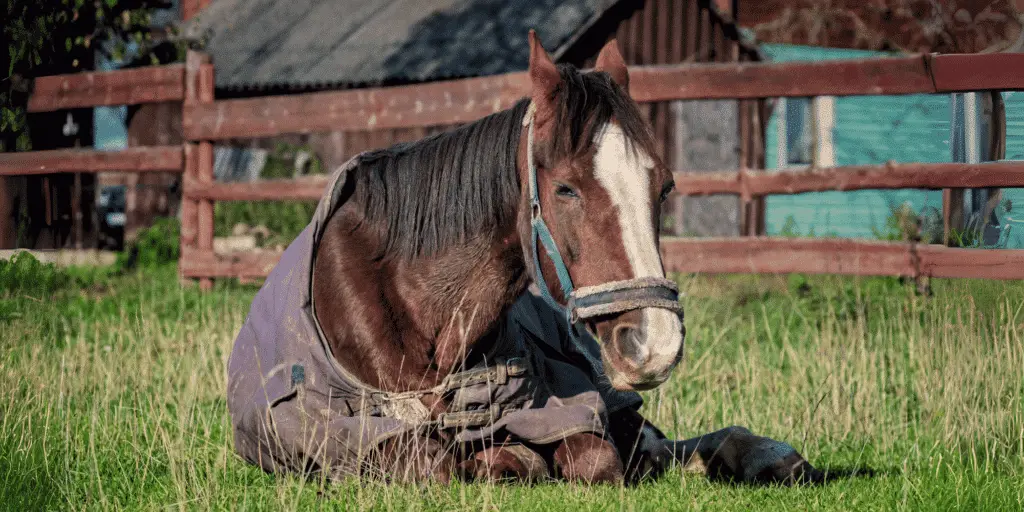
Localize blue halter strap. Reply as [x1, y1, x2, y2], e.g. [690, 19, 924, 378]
[522, 106, 684, 331]
[526, 107, 575, 315]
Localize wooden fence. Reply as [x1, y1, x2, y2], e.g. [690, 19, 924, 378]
[4, 51, 1024, 286]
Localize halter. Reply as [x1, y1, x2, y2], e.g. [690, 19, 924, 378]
[522, 105, 683, 333]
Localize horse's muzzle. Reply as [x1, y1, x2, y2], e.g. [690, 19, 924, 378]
[601, 311, 686, 391]
[569, 277, 685, 391]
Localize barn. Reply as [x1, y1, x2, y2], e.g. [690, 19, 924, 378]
[180, 0, 767, 237]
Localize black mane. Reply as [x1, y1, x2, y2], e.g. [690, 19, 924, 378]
[351, 64, 656, 261]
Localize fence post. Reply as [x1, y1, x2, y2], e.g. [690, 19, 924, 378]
[182, 50, 215, 290]
[739, 99, 765, 236]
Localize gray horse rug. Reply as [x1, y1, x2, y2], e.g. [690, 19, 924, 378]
[226, 154, 643, 479]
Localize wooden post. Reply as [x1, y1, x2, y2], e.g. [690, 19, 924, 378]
[739, 98, 762, 236]
[183, 51, 215, 290]
[751, 96, 766, 235]
[945, 93, 971, 245]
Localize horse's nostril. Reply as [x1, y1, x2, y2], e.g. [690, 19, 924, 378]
[611, 323, 644, 365]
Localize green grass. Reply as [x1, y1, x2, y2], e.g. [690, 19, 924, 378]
[1, 258, 1022, 510]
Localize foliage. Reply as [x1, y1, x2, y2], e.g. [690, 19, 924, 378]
[259, 141, 326, 179]
[117, 216, 180, 269]
[214, 201, 318, 248]
[776, 215, 839, 238]
[0, 251, 73, 296]
[214, 142, 327, 248]
[2, 0, 178, 151]
[872, 201, 1013, 249]
[0, 251, 116, 307]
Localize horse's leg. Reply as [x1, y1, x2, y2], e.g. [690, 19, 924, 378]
[548, 432, 624, 484]
[605, 408, 824, 485]
[456, 444, 549, 483]
[665, 425, 823, 485]
[604, 407, 675, 484]
[365, 433, 456, 484]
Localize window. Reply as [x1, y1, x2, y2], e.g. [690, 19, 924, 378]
[785, 98, 814, 165]
[775, 97, 836, 168]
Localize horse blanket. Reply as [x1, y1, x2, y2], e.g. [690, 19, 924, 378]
[226, 154, 643, 478]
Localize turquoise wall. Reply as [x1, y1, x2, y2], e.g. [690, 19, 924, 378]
[759, 44, 1024, 248]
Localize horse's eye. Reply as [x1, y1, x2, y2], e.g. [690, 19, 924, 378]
[555, 183, 579, 198]
[660, 183, 675, 203]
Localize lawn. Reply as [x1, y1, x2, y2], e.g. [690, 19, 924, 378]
[1, 253, 1022, 510]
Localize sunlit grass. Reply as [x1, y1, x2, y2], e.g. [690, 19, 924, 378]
[1, 264, 1022, 510]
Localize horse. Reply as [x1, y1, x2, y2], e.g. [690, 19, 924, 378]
[226, 31, 823, 485]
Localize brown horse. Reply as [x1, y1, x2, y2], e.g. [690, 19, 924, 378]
[227, 31, 822, 485]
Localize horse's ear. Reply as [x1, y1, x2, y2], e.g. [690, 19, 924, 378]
[595, 38, 629, 93]
[528, 30, 560, 107]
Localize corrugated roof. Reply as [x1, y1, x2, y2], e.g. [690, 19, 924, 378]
[182, 0, 623, 91]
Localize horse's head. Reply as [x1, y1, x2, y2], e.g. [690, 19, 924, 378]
[517, 31, 685, 392]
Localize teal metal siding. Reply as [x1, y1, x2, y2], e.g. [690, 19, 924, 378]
[759, 44, 1024, 248]
[996, 91, 1024, 248]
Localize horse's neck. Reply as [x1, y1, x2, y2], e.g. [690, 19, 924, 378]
[312, 204, 529, 393]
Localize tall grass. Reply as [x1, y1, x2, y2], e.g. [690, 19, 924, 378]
[0, 259, 1022, 510]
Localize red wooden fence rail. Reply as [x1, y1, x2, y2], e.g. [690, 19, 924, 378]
[183, 53, 1024, 141]
[659, 238, 1024, 280]
[674, 161, 1024, 197]
[0, 146, 182, 176]
[6, 52, 1024, 283]
[27, 65, 187, 113]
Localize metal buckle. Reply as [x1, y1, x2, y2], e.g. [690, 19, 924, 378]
[505, 356, 528, 377]
[439, 403, 503, 429]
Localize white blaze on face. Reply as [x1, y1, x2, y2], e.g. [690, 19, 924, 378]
[592, 124, 684, 373]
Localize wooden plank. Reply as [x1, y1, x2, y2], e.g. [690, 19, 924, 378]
[656, 0, 670, 65]
[642, 0, 655, 65]
[180, 248, 281, 279]
[183, 72, 533, 140]
[0, 146, 183, 175]
[28, 65, 186, 112]
[633, 55, 935, 101]
[698, 3, 710, 61]
[931, 53, 1024, 93]
[181, 51, 213, 289]
[185, 239, 1024, 281]
[660, 237, 1024, 280]
[183, 54, 1024, 140]
[182, 53, 1024, 141]
[195, 56, 215, 291]
[674, 161, 1024, 196]
[182, 234, 1024, 282]
[183, 176, 328, 201]
[684, 0, 698, 60]
[180, 144, 198, 248]
[750, 98, 767, 236]
[915, 244, 1024, 279]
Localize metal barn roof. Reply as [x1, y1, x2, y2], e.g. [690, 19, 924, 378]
[182, 0, 624, 91]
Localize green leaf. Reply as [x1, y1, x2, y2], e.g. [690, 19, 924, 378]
[16, 131, 31, 151]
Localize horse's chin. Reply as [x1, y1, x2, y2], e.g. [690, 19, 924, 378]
[600, 345, 680, 392]
[608, 372, 665, 392]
